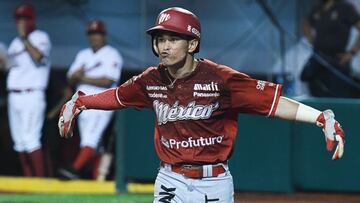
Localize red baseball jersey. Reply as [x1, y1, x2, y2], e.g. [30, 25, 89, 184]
[116, 59, 282, 165]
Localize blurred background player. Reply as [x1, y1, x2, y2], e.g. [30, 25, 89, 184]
[58, 20, 123, 180]
[0, 42, 7, 70]
[6, 4, 51, 177]
[302, 0, 360, 97]
[58, 7, 345, 202]
[0, 42, 8, 107]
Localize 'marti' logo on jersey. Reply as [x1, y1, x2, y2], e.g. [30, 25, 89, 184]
[153, 100, 219, 125]
[193, 82, 220, 98]
[193, 82, 219, 91]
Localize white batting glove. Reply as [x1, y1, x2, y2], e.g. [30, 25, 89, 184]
[58, 91, 86, 138]
[316, 110, 345, 160]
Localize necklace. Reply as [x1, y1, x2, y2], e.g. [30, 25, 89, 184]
[165, 68, 177, 89]
[165, 61, 197, 89]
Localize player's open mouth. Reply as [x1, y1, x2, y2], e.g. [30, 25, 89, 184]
[160, 52, 169, 58]
[160, 54, 171, 63]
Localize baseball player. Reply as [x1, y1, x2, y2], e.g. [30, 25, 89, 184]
[58, 20, 123, 180]
[0, 42, 7, 70]
[6, 4, 51, 177]
[58, 7, 345, 202]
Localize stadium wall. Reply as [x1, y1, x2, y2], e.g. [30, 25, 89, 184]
[115, 98, 360, 192]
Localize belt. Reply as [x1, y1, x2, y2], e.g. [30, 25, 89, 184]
[8, 89, 38, 93]
[161, 162, 226, 179]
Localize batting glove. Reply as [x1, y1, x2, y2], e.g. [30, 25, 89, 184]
[316, 109, 345, 160]
[58, 91, 86, 138]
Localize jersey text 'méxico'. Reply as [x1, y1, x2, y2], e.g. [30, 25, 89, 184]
[116, 59, 282, 165]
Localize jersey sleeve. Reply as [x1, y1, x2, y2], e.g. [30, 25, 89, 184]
[225, 68, 283, 117]
[67, 51, 84, 78]
[116, 70, 152, 109]
[26, 31, 51, 66]
[103, 50, 123, 83]
[7, 39, 15, 55]
[32, 32, 51, 57]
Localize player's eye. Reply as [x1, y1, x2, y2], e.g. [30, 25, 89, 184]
[157, 37, 165, 43]
[169, 37, 180, 42]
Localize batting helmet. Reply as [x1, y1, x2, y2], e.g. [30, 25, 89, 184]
[14, 4, 36, 34]
[147, 7, 201, 56]
[14, 4, 35, 20]
[87, 20, 106, 35]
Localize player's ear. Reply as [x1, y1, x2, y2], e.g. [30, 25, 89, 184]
[153, 38, 159, 56]
[188, 39, 199, 54]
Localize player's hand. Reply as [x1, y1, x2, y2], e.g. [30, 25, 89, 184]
[338, 52, 353, 66]
[16, 21, 27, 39]
[73, 68, 85, 80]
[0, 57, 7, 71]
[316, 109, 345, 160]
[58, 91, 86, 138]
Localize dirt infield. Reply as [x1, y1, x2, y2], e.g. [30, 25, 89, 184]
[235, 192, 360, 203]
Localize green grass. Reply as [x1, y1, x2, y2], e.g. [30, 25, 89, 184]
[0, 193, 153, 203]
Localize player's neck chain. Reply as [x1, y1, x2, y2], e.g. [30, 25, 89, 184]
[165, 61, 197, 89]
[165, 69, 177, 89]
[165, 62, 197, 81]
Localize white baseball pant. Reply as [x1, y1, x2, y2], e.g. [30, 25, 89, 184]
[8, 91, 46, 152]
[153, 164, 234, 203]
[78, 109, 113, 148]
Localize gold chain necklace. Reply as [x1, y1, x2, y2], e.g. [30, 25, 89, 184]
[165, 69, 177, 89]
[165, 62, 197, 89]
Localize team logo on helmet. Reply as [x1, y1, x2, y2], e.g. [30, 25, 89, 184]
[187, 25, 200, 38]
[158, 13, 171, 24]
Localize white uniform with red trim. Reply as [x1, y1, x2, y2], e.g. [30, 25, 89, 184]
[67, 45, 123, 148]
[7, 29, 51, 152]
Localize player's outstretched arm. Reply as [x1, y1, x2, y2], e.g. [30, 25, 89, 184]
[274, 96, 345, 160]
[58, 88, 123, 138]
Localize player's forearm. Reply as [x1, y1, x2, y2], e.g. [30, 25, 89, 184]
[76, 88, 123, 110]
[22, 38, 43, 63]
[0, 58, 6, 71]
[274, 96, 321, 124]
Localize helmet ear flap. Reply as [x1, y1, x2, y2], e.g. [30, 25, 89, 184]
[152, 37, 159, 57]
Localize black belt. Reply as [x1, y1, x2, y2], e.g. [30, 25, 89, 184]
[8, 89, 39, 93]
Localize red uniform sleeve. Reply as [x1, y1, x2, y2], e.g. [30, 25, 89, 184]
[77, 69, 152, 110]
[116, 73, 152, 109]
[77, 88, 122, 110]
[225, 68, 283, 117]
